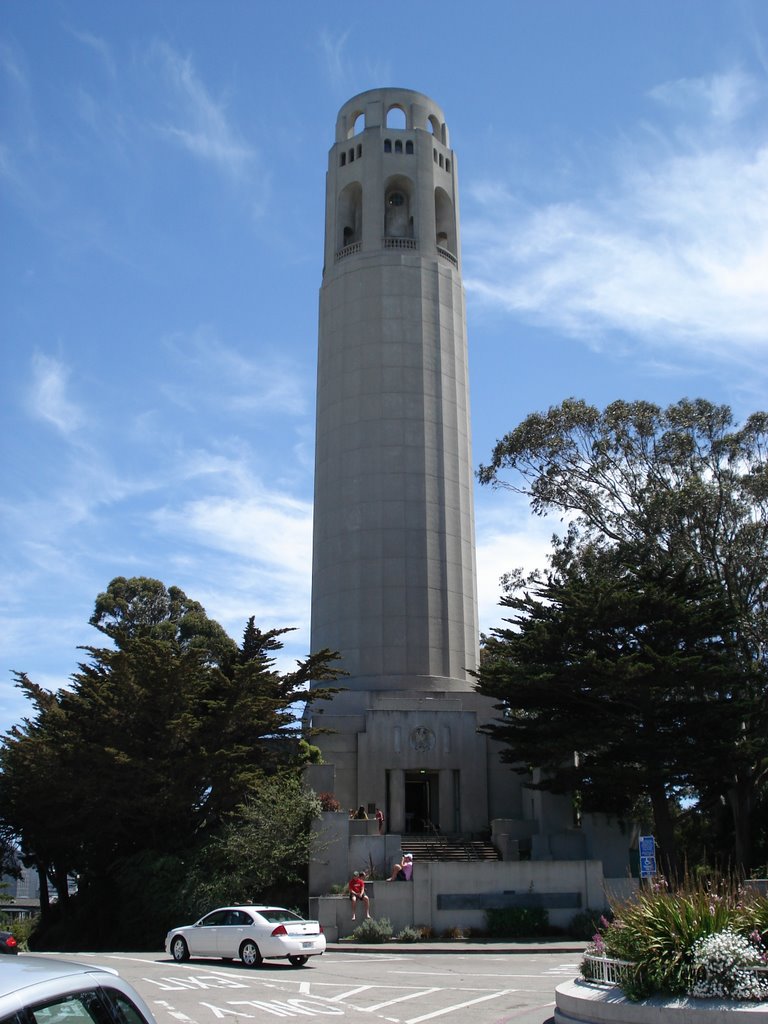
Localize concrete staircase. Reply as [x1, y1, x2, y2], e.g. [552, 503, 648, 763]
[400, 833, 500, 863]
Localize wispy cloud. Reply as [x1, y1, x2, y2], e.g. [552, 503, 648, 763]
[318, 29, 351, 90]
[27, 353, 87, 435]
[464, 69, 768, 357]
[150, 483, 314, 650]
[67, 27, 116, 78]
[152, 488, 312, 576]
[151, 42, 258, 182]
[162, 326, 309, 418]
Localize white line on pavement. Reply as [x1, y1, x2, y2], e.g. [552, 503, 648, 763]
[327, 985, 375, 1002]
[362, 987, 442, 1012]
[405, 989, 516, 1024]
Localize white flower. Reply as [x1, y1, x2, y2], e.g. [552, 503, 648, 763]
[688, 930, 768, 1001]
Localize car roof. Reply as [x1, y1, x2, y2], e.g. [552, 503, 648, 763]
[206, 906, 294, 913]
[0, 956, 119, 999]
[0, 955, 158, 1024]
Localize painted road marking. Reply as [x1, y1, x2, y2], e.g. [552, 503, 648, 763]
[362, 987, 441, 1012]
[153, 1001, 201, 1023]
[327, 986, 375, 1002]
[405, 989, 516, 1024]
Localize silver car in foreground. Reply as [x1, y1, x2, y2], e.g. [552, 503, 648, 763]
[164, 905, 326, 968]
[0, 955, 158, 1024]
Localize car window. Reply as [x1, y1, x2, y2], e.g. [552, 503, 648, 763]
[258, 909, 302, 924]
[227, 911, 252, 926]
[106, 991, 150, 1024]
[28, 992, 107, 1024]
[199, 910, 229, 927]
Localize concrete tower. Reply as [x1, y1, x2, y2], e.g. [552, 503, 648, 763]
[312, 87, 477, 692]
[310, 89, 506, 835]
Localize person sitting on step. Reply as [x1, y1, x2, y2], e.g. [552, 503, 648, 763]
[386, 851, 413, 881]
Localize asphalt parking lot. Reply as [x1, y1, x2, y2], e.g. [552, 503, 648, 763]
[28, 945, 586, 1024]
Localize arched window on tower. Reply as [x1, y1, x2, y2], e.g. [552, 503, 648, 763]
[395, 140, 403, 154]
[426, 114, 447, 145]
[435, 187, 456, 256]
[337, 181, 363, 252]
[386, 105, 407, 130]
[384, 138, 392, 153]
[405, 140, 414, 154]
[384, 177, 413, 239]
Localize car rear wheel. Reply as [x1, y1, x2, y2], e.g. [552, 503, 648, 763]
[171, 937, 190, 963]
[288, 955, 309, 967]
[240, 940, 263, 967]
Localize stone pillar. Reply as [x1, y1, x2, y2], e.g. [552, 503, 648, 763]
[389, 768, 405, 833]
[438, 769, 456, 834]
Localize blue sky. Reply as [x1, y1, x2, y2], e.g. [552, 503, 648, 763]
[2, 1, 767, 734]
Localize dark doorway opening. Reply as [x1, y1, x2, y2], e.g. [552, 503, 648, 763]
[404, 770, 439, 833]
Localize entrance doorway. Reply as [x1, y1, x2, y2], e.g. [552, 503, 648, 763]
[404, 771, 439, 833]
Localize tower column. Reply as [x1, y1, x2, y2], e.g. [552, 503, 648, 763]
[388, 769, 406, 834]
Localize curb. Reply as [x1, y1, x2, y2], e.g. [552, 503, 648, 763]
[327, 942, 588, 955]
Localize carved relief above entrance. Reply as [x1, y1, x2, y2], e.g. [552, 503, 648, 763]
[409, 726, 435, 752]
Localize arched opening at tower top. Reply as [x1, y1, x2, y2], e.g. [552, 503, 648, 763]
[427, 114, 447, 145]
[386, 105, 406, 130]
[352, 112, 365, 135]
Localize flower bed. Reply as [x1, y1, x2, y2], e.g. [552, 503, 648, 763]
[580, 879, 768, 1002]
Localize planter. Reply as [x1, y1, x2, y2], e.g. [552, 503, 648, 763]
[555, 978, 768, 1024]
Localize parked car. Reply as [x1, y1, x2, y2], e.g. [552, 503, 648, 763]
[0, 955, 158, 1024]
[0, 931, 18, 955]
[165, 906, 326, 968]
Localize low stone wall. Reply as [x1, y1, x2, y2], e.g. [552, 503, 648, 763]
[555, 978, 768, 1024]
[311, 858, 609, 940]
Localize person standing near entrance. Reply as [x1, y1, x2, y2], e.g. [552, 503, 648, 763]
[375, 807, 384, 834]
[348, 870, 370, 920]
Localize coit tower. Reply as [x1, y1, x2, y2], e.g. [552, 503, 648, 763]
[310, 88, 487, 828]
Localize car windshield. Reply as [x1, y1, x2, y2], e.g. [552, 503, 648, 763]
[257, 909, 302, 924]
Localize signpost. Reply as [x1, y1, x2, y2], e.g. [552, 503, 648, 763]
[639, 834, 657, 879]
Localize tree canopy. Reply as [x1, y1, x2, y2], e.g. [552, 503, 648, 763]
[477, 399, 768, 873]
[0, 577, 341, 947]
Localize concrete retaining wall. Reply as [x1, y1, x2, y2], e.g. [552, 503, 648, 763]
[555, 979, 768, 1023]
[311, 858, 610, 941]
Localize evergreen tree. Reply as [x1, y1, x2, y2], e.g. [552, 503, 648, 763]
[0, 577, 340, 945]
[479, 399, 768, 871]
[476, 539, 740, 876]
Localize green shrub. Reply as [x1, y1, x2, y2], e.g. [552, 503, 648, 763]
[486, 906, 549, 937]
[396, 926, 421, 942]
[349, 916, 393, 943]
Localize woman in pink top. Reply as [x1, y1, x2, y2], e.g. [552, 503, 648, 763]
[386, 852, 413, 881]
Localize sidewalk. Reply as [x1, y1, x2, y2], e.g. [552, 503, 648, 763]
[327, 939, 588, 955]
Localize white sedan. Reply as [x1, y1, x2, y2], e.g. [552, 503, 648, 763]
[165, 905, 326, 968]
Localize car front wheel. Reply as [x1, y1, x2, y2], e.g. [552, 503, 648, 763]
[240, 940, 263, 967]
[171, 937, 190, 963]
[288, 955, 309, 967]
